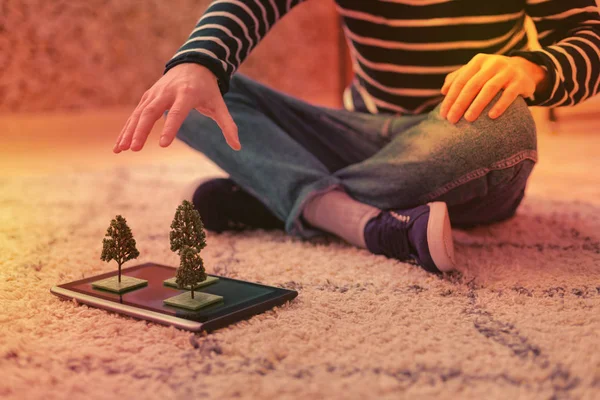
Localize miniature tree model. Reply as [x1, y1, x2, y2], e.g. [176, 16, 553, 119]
[92, 215, 147, 294]
[101, 215, 139, 282]
[170, 200, 207, 255]
[163, 246, 223, 310]
[163, 200, 219, 290]
[163, 201, 222, 310]
[175, 246, 207, 299]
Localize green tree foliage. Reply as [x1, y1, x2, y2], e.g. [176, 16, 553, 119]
[100, 215, 140, 282]
[170, 200, 207, 255]
[171, 201, 209, 298]
[176, 246, 207, 299]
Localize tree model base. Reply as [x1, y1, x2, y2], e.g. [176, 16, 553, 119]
[92, 276, 148, 294]
[163, 291, 223, 311]
[163, 275, 219, 290]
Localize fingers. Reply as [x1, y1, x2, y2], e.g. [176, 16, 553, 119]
[115, 95, 152, 153]
[464, 72, 511, 121]
[130, 97, 171, 151]
[488, 84, 520, 119]
[212, 100, 241, 151]
[113, 118, 131, 153]
[440, 62, 481, 120]
[159, 98, 194, 148]
[114, 91, 150, 153]
[117, 109, 143, 152]
[195, 97, 240, 151]
[447, 67, 498, 123]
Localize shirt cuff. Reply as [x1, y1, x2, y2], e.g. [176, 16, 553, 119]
[509, 49, 557, 106]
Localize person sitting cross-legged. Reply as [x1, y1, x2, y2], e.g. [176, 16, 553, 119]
[113, 0, 600, 273]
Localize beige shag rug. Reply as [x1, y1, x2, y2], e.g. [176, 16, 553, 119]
[1, 144, 600, 399]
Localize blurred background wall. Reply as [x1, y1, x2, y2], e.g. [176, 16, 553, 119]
[2, 1, 598, 115]
[0, 0, 344, 112]
[1, 0, 597, 178]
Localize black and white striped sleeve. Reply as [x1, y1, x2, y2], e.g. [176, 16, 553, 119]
[164, 0, 306, 94]
[511, 0, 600, 107]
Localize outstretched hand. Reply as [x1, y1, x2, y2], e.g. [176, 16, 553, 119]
[440, 54, 547, 124]
[114, 63, 241, 153]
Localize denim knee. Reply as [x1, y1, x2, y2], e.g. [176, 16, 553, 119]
[476, 94, 537, 160]
[435, 93, 537, 177]
[494, 95, 537, 153]
[423, 95, 538, 213]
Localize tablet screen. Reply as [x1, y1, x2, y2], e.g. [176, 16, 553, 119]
[59, 263, 277, 323]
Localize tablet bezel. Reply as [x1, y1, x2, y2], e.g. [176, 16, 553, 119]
[50, 262, 298, 332]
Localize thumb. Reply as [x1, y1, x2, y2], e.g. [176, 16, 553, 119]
[198, 99, 241, 151]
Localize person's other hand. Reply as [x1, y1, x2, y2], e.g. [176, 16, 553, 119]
[114, 63, 240, 153]
[440, 54, 547, 124]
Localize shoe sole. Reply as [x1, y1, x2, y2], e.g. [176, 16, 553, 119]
[426, 202, 456, 272]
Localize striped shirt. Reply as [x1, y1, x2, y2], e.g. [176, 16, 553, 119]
[165, 0, 600, 115]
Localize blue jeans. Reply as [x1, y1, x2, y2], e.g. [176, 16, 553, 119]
[176, 74, 537, 238]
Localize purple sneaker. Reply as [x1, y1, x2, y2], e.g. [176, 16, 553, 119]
[182, 178, 284, 233]
[364, 202, 456, 273]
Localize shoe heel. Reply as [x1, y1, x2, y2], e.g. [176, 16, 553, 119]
[426, 202, 456, 271]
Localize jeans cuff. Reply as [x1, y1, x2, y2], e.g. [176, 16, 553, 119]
[285, 177, 344, 239]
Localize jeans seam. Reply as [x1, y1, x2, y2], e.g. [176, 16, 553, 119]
[423, 149, 538, 202]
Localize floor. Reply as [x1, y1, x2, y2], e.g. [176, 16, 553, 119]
[0, 109, 200, 178]
[2, 106, 599, 189]
[1, 106, 599, 400]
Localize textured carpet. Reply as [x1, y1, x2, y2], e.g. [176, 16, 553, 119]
[1, 137, 600, 399]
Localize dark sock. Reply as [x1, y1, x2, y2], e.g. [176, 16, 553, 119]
[192, 179, 284, 232]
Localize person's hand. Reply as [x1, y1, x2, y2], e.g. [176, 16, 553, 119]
[440, 54, 547, 124]
[114, 63, 240, 153]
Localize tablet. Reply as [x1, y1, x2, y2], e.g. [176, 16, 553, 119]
[50, 262, 298, 332]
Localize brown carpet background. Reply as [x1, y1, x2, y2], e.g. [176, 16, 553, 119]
[1, 115, 600, 399]
[0, 0, 343, 112]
